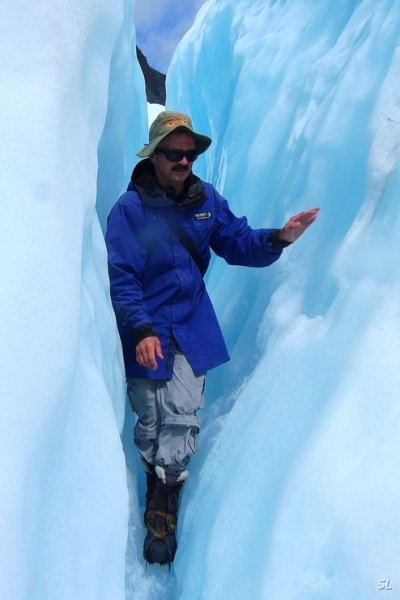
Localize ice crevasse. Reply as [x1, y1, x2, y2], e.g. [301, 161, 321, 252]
[0, 1, 400, 600]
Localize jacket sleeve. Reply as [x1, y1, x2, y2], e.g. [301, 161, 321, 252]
[209, 188, 286, 267]
[105, 196, 155, 342]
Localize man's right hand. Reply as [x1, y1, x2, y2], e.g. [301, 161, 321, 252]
[136, 336, 164, 370]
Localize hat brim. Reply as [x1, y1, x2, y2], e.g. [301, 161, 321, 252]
[137, 126, 212, 158]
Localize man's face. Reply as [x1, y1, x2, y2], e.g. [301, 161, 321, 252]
[150, 131, 197, 193]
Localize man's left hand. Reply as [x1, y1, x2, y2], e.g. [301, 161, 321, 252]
[279, 208, 320, 243]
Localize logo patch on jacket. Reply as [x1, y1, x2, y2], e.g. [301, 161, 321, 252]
[193, 211, 212, 220]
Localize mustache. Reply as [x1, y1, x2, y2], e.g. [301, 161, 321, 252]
[172, 165, 190, 172]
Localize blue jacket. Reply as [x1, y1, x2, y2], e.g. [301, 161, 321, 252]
[106, 160, 284, 379]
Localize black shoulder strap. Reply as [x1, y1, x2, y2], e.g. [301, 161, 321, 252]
[163, 212, 207, 277]
[133, 180, 209, 277]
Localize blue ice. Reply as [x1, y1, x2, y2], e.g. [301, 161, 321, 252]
[1, 1, 399, 599]
[165, 1, 400, 599]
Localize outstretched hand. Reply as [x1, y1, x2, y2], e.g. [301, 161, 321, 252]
[279, 208, 320, 243]
[136, 336, 164, 370]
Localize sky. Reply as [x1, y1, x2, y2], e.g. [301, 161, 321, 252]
[134, 0, 207, 73]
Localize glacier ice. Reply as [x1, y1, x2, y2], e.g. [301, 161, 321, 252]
[1, 0, 400, 599]
[0, 2, 146, 599]
[165, 1, 400, 599]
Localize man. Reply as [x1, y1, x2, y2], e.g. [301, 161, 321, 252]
[106, 111, 319, 565]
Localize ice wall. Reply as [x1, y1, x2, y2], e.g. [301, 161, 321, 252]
[96, 3, 148, 231]
[0, 3, 145, 599]
[166, 1, 400, 598]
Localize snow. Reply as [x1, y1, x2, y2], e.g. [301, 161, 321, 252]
[1, 0, 399, 599]
[147, 102, 165, 127]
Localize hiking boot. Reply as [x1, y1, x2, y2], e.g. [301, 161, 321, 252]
[143, 473, 184, 565]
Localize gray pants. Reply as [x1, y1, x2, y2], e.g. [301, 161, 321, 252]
[127, 353, 205, 472]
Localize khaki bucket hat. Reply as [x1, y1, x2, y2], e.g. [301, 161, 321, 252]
[137, 111, 212, 158]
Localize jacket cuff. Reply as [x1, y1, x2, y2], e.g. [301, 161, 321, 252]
[267, 229, 293, 250]
[132, 323, 157, 345]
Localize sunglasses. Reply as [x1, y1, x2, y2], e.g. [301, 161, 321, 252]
[156, 148, 199, 162]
